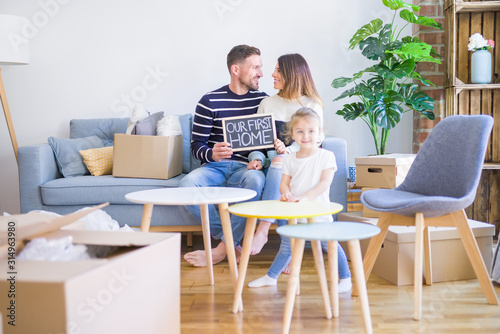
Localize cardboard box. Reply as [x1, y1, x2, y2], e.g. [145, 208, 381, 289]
[0, 206, 180, 334]
[361, 188, 380, 218]
[355, 154, 416, 188]
[338, 211, 495, 286]
[113, 133, 182, 180]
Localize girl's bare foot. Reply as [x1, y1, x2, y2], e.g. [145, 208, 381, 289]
[282, 265, 291, 275]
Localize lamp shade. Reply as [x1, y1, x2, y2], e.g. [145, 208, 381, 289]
[0, 14, 29, 65]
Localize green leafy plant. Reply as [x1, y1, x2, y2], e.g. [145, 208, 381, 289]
[332, 0, 442, 155]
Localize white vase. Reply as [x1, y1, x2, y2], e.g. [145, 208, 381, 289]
[471, 49, 492, 84]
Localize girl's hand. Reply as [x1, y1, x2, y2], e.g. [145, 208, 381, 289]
[247, 160, 263, 170]
[281, 193, 310, 202]
[280, 192, 293, 202]
[274, 139, 287, 155]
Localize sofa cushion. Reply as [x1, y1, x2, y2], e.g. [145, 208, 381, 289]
[178, 113, 201, 173]
[80, 146, 114, 176]
[48, 135, 104, 177]
[41, 174, 185, 206]
[70, 118, 129, 146]
[132, 111, 164, 135]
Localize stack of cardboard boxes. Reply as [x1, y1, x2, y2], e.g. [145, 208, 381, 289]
[355, 154, 416, 217]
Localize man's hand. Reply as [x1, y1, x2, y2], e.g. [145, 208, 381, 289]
[274, 139, 287, 155]
[212, 142, 233, 162]
[247, 160, 263, 170]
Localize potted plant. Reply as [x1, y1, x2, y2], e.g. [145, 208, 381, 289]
[332, 0, 442, 155]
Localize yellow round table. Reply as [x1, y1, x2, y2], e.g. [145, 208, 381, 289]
[228, 200, 343, 314]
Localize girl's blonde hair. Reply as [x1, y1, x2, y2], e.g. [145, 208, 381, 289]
[282, 107, 322, 145]
[277, 54, 323, 108]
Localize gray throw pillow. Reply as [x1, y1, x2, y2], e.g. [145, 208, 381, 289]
[132, 111, 165, 135]
[48, 135, 104, 177]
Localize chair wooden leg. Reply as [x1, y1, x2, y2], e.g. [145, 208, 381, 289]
[424, 226, 432, 285]
[311, 240, 332, 319]
[187, 232, 193, 248]
[282, 238, 306, 334]
[327, 241, 339, 318]
[353, 213, 390, 297]
[348, 239, 373, 334]
[452, 210, 499, 305]
[414, 213, 425, 320]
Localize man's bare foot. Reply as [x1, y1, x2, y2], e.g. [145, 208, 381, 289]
[282, 265, 291, 275]
[184, 242, 227, 267]
[250, 221, 271, 255]
[235, 245, 242, 264]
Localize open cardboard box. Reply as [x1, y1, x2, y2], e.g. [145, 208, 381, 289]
[0, 204, 180, 334]
[113, 133, 182, 180]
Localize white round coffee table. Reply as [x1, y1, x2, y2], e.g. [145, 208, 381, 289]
[125, 187, 256, 286]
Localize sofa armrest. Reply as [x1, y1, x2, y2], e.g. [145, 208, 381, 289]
[18, 143, 61, 213]
[322, 136, 348, 212]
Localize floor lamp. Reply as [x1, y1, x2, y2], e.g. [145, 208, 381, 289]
[0, 14, 29, 164]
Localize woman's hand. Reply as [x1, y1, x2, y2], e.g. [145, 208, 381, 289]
[247, 160, 263, 170]
[211, 142, 233, 161]
[274, 139, 287, 155]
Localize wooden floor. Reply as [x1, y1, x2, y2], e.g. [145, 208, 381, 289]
[180, 233, 500, 334]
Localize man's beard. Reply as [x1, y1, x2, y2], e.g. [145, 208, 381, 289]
[239, 76, 259, 91]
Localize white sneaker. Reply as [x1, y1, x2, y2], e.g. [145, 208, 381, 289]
[248, 274, 277, 288]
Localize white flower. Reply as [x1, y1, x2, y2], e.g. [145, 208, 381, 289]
[468, 33, 489, 51]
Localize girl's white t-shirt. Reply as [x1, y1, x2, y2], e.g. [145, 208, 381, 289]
[282, 149, 337, 222]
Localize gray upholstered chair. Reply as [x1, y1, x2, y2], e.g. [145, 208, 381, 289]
[360, 115, 499, 320]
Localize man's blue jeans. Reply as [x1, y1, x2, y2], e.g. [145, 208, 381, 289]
[179, 161, 265, 246]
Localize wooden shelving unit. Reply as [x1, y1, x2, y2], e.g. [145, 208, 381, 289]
[445, 0, 500, 236]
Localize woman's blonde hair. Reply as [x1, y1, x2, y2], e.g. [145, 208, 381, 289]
[282, 107, 322, 145]
[277, 54, 323, 108]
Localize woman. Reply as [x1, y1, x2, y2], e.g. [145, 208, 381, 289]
[247, 53, 324, 256]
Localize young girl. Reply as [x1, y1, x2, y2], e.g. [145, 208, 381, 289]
[247, 53, 324, 255]
[248, 108, 352, 292]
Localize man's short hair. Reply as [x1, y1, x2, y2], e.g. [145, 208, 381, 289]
[227, 45, 261, 72]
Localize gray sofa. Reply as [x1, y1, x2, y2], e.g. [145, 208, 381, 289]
[18, 113, 348, 231]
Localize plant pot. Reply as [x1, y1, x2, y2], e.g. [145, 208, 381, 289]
[471, 49, 492, 84]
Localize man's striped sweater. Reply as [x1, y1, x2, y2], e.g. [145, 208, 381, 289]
[191, 85, 268, 164]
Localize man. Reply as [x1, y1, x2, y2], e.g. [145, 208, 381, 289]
[180, 45, 268, 267]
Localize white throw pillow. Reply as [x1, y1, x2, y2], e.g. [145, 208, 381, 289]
[157, 115, 182, 136]
[126, 103, 149, 135]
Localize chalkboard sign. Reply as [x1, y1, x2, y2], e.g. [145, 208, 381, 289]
[222, 114, 276, 151]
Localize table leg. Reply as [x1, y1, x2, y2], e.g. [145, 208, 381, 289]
[288, 218, 299, 295]
[348, 239, 373, 334]
[328, 240, 339, 318]
[282, 238, 305, 334]
[218, 203, 243, 312]
[200, 204, 214, 286]
[140, 204, 153, 232]
[232, 217, 257, 313]
[311, 240, 332, 320]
